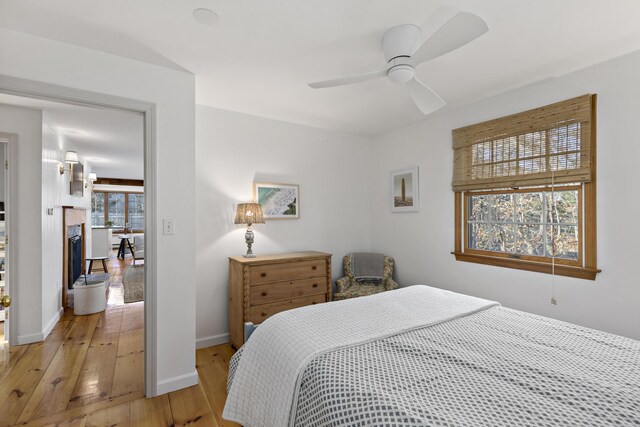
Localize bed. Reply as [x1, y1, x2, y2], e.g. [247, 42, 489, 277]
[223, 285, 640, 426]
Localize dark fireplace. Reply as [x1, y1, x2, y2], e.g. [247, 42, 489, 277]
[68, 228, 83, 289]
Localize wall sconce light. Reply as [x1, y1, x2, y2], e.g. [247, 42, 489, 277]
[85, 172, 97, 189]
[59, 151, 79, 175]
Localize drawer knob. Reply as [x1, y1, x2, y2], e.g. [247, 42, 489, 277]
[261, 272, 267, 277]
[261, 312, 267, 317]
[312, 266, 317, 270]
[312, 283, 318, 288]
[261, 292, 267, 297]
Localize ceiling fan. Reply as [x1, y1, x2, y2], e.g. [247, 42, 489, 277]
[308, 8, 488, 115]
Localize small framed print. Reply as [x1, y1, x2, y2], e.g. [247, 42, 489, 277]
[391, 167, 419, 212]
[254, 182, 299, 219]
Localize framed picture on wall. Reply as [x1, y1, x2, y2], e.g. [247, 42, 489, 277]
[254, 182, 299, 219]
[391, 167, 419, 212]
[70, 162, 84, 198]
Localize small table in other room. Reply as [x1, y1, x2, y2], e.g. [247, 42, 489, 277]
[117, 235, 135, 259]
[86, 256, 109, 273]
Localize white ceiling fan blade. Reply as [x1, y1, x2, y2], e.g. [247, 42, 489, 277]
[410, 11, 488, 66]
[308, 69, 387, 89]
[407, 78, 446, 115]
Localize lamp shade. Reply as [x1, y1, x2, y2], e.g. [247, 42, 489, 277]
[234, 203, 264, 225]
[65, 151, 79, 164]
[88, 172, 97, 181]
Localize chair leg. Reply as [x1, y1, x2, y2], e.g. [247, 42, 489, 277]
[101, 259, 108, 273]
[88, 260, 94, 274]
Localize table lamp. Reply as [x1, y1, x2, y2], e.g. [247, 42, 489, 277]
[234, 203, 265, 258]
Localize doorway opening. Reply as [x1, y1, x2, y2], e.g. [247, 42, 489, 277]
[0, 91, 150, 423]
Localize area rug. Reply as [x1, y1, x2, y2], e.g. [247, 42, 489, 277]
[123, 265, 144, 303]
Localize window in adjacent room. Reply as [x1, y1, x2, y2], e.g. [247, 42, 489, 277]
[127, 193, 145, 231]
[90, 192, 105, 227]
[107, 192, 126, 228]
[452, 94, 599, 280]
[91, 191, 144, 232]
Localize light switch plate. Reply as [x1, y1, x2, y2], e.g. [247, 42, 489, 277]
[163, 219, 175, 235]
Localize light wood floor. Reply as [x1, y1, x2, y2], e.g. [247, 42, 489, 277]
[0, 252, 239, 426]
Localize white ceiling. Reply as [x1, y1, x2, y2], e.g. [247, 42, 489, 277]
[0, 94, 144, 179]
[2, 0, 640, 136]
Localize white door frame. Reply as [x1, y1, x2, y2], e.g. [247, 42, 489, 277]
[0, 74, 158, 397]
[0, 133, 18, 346]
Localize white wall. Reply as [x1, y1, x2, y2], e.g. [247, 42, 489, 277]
[369, 49, 640, 340]
[0, 28, 197, 394]
[41, 113, 93, 338]
[195, 106, 371, 347]
[0, 104, 43, 342]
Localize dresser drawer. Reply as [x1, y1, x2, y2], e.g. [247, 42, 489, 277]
[248, 294, 327, 324]
[250, 277, 326, 305]
[250, 259, 326, 284]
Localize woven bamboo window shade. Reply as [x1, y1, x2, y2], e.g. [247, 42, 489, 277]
[452, 94, 595, 191]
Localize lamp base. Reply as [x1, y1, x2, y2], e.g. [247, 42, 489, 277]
[243, 227, 256, 258]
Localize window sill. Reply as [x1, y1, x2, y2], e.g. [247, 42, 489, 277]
[452, 252, 600, 280]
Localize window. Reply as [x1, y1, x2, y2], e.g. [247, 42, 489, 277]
[127, 193, 144, 231]
[452, 95, 599, 280]
[91, 190, 144, 232]
[91, 192, 105, 227]
[107, 193, 125, 228]
[466, 186, 580, 265]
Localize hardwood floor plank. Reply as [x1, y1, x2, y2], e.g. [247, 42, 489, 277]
[169, 384, 219, 427]
[96, 306, 124, 336]
[16, 314, 100, 423]
[12, 392, 142, 427]
[41, 417, 87, 427]
[111, 309, 144, 399]
[196, 349, 239, 427]
[84, 401, 130, 427]
[0, 320, 74, 427]
[120, 303, 143, 332]
[66, 321, 120, 409]
[116, 328, 144, 358]
[110, 351, 144, 399]
[0, 343, 29, 385]
[129, 395, 173, 427]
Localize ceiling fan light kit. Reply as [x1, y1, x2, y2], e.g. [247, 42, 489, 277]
[308, 9, 488, 116]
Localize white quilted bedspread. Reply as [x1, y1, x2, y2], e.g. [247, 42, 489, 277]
[223, 285, 498, 426]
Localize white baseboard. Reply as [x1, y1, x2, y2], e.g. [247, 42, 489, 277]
[156, 370, 199, 395]
[196, 332, 229, 349]
[17, 307, 63, 345]
[44, 307, 64, 338]
[17, 331, 43, 345]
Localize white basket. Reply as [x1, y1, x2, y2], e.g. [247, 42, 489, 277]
[73, 278, 107, 315]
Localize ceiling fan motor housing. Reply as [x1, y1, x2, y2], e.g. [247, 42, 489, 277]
[382, 24, 422, 61]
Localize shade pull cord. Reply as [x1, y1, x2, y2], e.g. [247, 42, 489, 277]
[551, 168, 557, 305]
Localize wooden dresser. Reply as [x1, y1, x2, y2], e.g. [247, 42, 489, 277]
[228, 251, 332, 348]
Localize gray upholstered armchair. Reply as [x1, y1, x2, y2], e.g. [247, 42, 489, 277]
[132, 235, 145, 265]
[334, 253, 399, 301]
